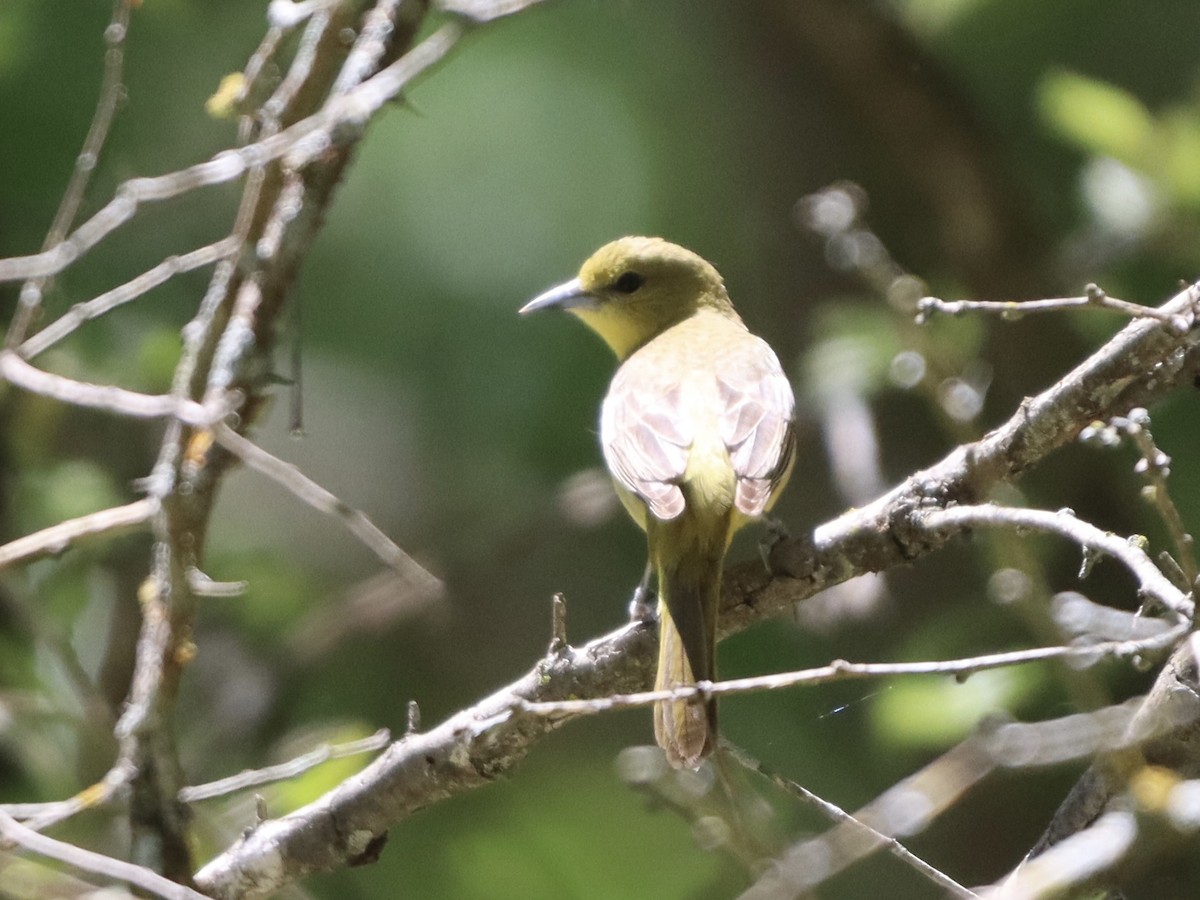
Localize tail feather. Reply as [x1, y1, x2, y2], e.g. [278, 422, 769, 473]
[652, 535, 722, 769]
[654, 599, 717, 768]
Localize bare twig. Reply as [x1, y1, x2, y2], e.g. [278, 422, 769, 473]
[1027, 638, 1200, 869]
[914, 504, 1191, 619]
[1099, 408, 1199, 589]
[10, 760, 136, 834]
[987, 811, 1137, 899]
[332, 0, 404, 95]
[521, 502, 1189, 718]
[917, 283, 1189, 332]
[741, 737, 993, 898]
[0, 809, 209, 900]
[515, 633, 1183, 719]
[5, 0, 134, 348]
[6, 2, 1199, 897]
[0, 350, 215, 424]
[111, 1, 443, 878]
[436, 0, 556, 23]
[549, 592, 568, 654]
[267, 0, 338, 29]
[180, 729, 390, 803]
[211, 423, 443, 589]
[0, 497, 158, 572]
[984, 697, 1145, 769]
[0, 22, 464, 286]
[722, 740, 979, 898]
[18, 238, 240, 360]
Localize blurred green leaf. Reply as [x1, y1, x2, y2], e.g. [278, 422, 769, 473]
[1039, 69, 1155, 164]
[210, 550, 314, 640]
[268, 722, 384, 813]
[872, 667, 1038, 748]
[13, 459, 123, 536]
[133, 327, 183, 393]
[1161, 110, 1200, 205]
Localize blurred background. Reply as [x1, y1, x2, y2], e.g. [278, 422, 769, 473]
[3, 0, 1200, 896]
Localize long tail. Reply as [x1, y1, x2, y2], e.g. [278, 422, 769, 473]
[652, 532, 724, 769]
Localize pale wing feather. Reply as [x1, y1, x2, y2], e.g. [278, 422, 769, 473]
[717, 337, 796, 517]
[602, 329, 794, 523]
[601, 371, 691, 520]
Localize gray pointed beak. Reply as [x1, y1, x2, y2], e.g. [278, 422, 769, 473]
[519, 277, 594, 314]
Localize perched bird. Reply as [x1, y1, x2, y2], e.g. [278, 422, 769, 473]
[521, 237, 796, 768]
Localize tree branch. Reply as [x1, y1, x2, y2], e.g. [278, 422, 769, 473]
[917, 283, 1189, 330]
[5, 0, 134, 348]
[0, 809, 209, 900]
[0, 497, 158, 571]
[211, 423, 442, 588]
[195, 285, 1199, 897]
[180, 729, 391, 803]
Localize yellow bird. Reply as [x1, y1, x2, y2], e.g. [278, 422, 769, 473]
[521, 237, 796, 768]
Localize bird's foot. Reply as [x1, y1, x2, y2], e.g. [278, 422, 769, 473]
[629, 582, 657, 624]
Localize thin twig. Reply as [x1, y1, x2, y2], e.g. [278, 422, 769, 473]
[332, 0, 405, 94]
[211, 422, 443, 589]
[267, 0, 339, 29]
[722, 740, 980, 898]
[0, 497, 158, 572]
[740, 738, 994, 898]
[233, 26, 283, 142]
[988, 811, 1137, 898]
[180, 729, 391, 802]
[261, 5, 334, 128]
[548, 592, 568, 654]
[0, 809, 209, 900]
[0, 22, 464, 286]
[18, 238, 240, 360]
[914, 504, 1191, 618]
[984, 697, 1145, 769]
[15, 757, 138, 835]
[5, 0, 134, 348]
[114, 2, 438, 878]
[917, 284, 1190, 333]
[3, 2, 514, 893]
[1103, 409, 1199, 590]
[0, 350, 215, 424]
[516, 628, 1184, 719]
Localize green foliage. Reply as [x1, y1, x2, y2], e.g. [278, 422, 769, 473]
[872, 668, 1038, 748]
[1041, 68, 1200, 210]
[268, 723, 385, 812]
[1039, 70, 1156, 164]
[12, 459, 123, 537]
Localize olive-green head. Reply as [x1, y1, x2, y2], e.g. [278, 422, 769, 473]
[520, 236, 738, 359]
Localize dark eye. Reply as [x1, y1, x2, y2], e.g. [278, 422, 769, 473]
[614, 271, 644, 294]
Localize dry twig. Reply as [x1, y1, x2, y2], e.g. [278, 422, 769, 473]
[0, 809, 207, 900]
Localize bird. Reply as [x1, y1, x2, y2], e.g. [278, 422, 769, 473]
[520, 237, 796, 768]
